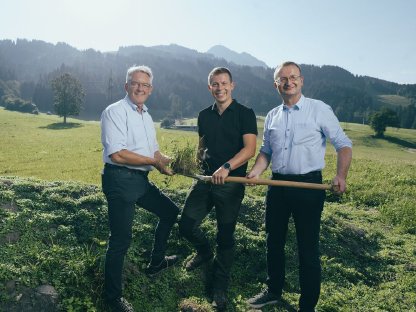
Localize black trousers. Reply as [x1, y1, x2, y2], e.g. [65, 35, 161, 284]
[265, 171, 325, 310]
[179, 180, 245, 291]
[102, 164, 179, 301]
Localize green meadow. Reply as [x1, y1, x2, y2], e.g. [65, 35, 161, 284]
[1, 109, 414, 187]
[0, 107, 415, 311]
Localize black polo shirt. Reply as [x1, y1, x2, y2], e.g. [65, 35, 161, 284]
[198, 99, 257, 177]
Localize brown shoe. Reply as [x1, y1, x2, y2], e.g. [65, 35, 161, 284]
[185, 252, 214, 271]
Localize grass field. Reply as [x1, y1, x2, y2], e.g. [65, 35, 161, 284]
[377, 94, 412, 107]
[1, 108, 415, 311]
[1, 107, 415, 230]
[1, 107, 415, 184]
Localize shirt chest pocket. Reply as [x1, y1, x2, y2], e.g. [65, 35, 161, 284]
[293, 125, 320, 146]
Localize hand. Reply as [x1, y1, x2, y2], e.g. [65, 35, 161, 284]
[245, 170, 260, 186]
[155, 152, 171, 167]
[211, 167, 230, 185]
[154, 153, 173, 176]
[331, 176, 347, 194]
[155, 162, 173, 176]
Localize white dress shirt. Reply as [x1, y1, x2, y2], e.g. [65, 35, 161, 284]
[101, 95, 158, 171]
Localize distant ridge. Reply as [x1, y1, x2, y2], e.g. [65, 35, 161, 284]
[0, 39, 415, 128]
[207, 45, 268, 68]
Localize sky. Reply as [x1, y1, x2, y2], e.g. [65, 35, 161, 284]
[1, 0, 416, 84]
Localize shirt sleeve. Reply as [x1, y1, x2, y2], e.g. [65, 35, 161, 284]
[148, 114, 159, 153]
[240, 107, 258, 136]
[197, 111, 204, 137]
[319, 103, 352, 151]
[100, 106, 127, 157]
[259, 111, 273, 156]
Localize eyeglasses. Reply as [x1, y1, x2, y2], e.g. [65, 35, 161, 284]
[129, 81, 152, 89]
[275, 75, 301, 85]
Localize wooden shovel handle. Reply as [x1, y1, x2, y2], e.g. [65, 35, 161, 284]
[199, 175, 332, 190]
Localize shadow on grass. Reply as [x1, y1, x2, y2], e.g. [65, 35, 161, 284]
[383, 135, 416, 149]
[362, 135, 416, 149]
[40, 122, 83, 130]
[320, 213, 385, 287]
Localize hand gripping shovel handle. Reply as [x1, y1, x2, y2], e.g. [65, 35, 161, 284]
[189, 174, 332, 191]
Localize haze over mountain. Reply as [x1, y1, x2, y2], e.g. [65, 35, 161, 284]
[207, 45, 268, 68]
[0, 39, 415, 128]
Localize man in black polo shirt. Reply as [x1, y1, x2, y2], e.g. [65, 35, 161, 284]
[178, 67, 257, 311]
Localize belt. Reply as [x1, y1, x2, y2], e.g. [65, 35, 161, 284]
[272, 170, 322, 179]
[104, 163, 148, 176]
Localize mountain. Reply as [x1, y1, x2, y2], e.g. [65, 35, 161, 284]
[0, 39, 415, 128]
[207, 45, 268, 68]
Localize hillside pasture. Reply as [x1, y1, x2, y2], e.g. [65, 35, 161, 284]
[377, 94, 412, 107]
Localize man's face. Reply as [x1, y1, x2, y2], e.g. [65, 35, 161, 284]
[125, 71, 153, 106]
[274, 65, 303, 99]
[208, 73, 234, 105]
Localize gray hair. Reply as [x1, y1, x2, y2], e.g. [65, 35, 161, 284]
[126, 65, 153, 84]
[273, 61, 302, 80]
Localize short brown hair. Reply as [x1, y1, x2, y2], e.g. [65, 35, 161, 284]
[208, 67, 233, 85]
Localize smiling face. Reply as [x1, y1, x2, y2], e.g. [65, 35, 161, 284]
[274, 64, 304, 106]
[125, 71, 153, 107]
[208, 73, 234, 106]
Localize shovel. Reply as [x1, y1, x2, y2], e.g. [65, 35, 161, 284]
[179, 173, 333, 191]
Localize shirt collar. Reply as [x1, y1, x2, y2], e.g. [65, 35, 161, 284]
[282, 94, 304, 111]
[125, 95, 148, 113]
[211, 99, 236, 112]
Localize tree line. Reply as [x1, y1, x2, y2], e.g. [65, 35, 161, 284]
[0, 39, 415, 129]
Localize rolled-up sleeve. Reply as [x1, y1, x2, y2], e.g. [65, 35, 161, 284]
[320, 105, 352, 151]
[101, 106, 127, 157]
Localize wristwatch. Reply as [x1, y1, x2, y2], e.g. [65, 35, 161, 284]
[222, 162, 232, 171]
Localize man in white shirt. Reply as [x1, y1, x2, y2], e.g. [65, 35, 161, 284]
[101, 65, 180, 312]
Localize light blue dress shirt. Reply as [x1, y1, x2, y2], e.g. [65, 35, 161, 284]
[101, 95, 159, 171]
[260, 95, 352, 175]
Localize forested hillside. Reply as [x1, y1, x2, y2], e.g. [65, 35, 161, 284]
[0, 39, 415, 128]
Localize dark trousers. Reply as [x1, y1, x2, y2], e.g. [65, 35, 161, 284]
[179, 181, 244, 291]
[102, 164, 179, 301]
[265, 171, 325, 310]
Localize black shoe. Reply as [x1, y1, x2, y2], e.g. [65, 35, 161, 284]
[212, 289, 227, 311]
[145, 255, 179, 276]
[107, 297, 134, 312]
[247, 289, 280, 308]
[185, 252, 214, 271]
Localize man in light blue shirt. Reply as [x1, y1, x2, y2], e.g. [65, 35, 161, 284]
[247, 61, 352, 312]
[101, 65, 180, 312]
